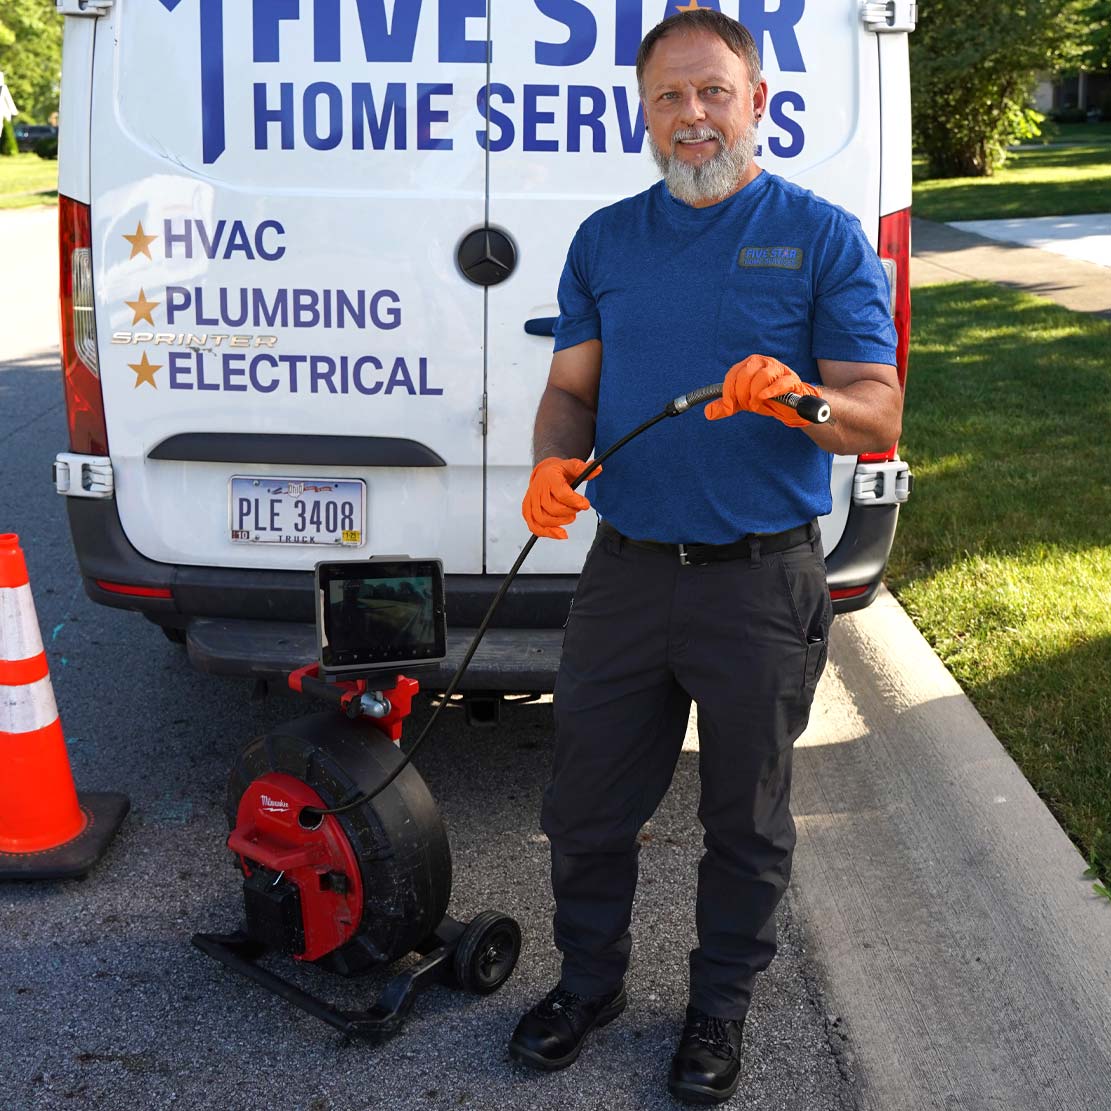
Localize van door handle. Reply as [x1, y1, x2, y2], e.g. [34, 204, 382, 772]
[524, 317, 557, 337]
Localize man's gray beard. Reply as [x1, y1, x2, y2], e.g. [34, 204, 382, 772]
[649, 124, 758, 206]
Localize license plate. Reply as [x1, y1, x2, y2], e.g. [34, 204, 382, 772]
[229, 477, 365, 546]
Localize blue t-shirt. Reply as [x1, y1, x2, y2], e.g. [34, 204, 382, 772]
[553, 171, 897, 543]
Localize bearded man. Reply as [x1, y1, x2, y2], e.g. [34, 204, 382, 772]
[508, 9, 902, 1104]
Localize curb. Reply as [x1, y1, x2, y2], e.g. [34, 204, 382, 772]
[790, 586, 1111, 1110]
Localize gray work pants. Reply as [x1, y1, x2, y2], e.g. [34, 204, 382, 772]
[541, 522, 831, 1019]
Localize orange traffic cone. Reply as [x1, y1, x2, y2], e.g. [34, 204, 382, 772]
[0, 533, 128, 879]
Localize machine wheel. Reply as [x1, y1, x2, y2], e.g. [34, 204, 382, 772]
[227, 711, 452, 977]
[453, 911, 522, 994]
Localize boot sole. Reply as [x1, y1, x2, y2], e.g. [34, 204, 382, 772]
[667, 1075, 741, 1105]
[508, 992, 627, 1072]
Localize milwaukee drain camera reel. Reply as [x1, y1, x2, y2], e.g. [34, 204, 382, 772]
[192, 557, 522, 1042]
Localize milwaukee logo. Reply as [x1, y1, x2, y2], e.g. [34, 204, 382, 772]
[260, 794, 290, 813]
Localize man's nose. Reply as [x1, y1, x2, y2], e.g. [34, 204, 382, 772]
[676, 91, 706, 125]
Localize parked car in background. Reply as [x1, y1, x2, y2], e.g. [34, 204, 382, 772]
[14, 124, 58, 153]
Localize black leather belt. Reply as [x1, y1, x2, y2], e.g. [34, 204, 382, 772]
[600, 520, 816, 566]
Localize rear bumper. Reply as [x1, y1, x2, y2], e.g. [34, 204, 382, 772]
[65, 494, 900, 686]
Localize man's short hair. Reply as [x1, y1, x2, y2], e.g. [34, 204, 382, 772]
[636, 10, 762, 94]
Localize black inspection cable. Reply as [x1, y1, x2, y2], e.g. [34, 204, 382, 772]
[299, 383, 829, 827]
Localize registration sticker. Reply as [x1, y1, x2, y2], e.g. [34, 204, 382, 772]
[229, 477, 365, 546]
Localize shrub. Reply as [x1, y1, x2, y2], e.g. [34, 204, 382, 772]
[0, 118, 18, 157]
[1051, 107, 1089, 124]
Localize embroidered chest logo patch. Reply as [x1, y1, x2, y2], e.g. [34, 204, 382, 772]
[739, 246, 803, 270]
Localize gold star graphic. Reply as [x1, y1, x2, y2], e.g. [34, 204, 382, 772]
[128, 352, 162, 389]
[123, 221, 157, 260]
[675, 0, 703, 10]
[126, 288, 160, 326]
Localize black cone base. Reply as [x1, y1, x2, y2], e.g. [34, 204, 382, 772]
[0, 792, 130, 881]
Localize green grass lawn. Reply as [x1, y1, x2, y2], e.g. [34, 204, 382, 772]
[888, 281, 1111, 875]
[913, 123, 1111, 222]
[0, 153, 58, 209]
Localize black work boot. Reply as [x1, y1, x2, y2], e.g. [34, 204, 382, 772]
[508, 983, 627, 1071]
[668, 1005, 745, 1104]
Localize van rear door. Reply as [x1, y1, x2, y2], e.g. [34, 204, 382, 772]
[89, 1, 489, 572]
[483, 1, 883, 573]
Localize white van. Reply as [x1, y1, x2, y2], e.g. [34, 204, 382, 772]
[53, 0, 914, 701]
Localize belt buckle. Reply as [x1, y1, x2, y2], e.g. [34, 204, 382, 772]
[678, 544, 690, 567]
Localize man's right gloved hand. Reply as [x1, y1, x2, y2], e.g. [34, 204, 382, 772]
[522, 457, 601, 540]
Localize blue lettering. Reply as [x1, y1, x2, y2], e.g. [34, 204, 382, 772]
[169, 350, 192, 390]
[523, 84, 560, 152]
[164, 221, 192, 260]
[567, 85, 606, 153]
[370, 290, 402, 329]
[310, 355, 338, 394]
[194, 290, 218, 327]
[615, 0, 641, 66]
[256, 221, 286, 261]
[293, 289, 320, 327]
[386, 357, 416, 395]
[419, 357, 442, 395]
[535, 0, 596, 67]
[313, 0, 341, 62]
[739, 0, 805, 72]
[196, 352, 220, 391]
[439, 0, 488, 63]
[352, 83, 407, 150]
[356, 0, 422, 63]
[304, 82, 344, 151]
[336, 290, 365, 329]
[252, 0, 299, 63]
[223, 353, 248, 392]
[280, 354, 305, 392]
[220, 288, 249, 328]
[200, 0, 226, 163]
[223, 223, 255, 260]
[354, 356, 384, 395]
[614, 86, 646, 153]
[254, 82, 295, 150]
[250, 353, 280, 393]
[768, 91, 804, 157]
[417, 83, 453, 150]
[476, 84, 515, 152]
[166, 287, 191, 325]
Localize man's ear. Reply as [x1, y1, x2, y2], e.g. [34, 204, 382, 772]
[752, 78, 769, 119]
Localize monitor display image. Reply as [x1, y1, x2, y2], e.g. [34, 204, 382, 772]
[316, 560, 446, 675]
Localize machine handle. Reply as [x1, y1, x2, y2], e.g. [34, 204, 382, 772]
[300, 674, 360, 716]
[668, 383, 830, 424]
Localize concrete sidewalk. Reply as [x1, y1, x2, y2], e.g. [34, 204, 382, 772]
[793, 590, 1111, 1110]
[910, 216, 1111, 317]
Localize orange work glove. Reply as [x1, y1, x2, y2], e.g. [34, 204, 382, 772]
[521, 457, 601, 540]
[704, 354, 823, 429]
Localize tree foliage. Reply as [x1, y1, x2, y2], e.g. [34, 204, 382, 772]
[0, 0, 62, 124]
[1077, 1, 1111, 73]
[911, 0, 1086, 178]
[1, 117, 19, 157]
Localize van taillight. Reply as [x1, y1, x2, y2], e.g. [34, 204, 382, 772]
[866, 207, 912, 465]
[59, 195, 108, 455]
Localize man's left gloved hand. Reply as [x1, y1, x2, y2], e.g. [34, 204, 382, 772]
[704, 354, 823, 429]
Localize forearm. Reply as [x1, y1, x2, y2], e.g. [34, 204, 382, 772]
[532, 384, 598, 464]
[804, 378, 903, 455]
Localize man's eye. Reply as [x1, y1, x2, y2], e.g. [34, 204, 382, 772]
[660, 92, 678, 101]
[705, 87, 724, 95]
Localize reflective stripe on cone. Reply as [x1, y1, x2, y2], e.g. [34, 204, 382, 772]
[1, 676, 60, 734]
